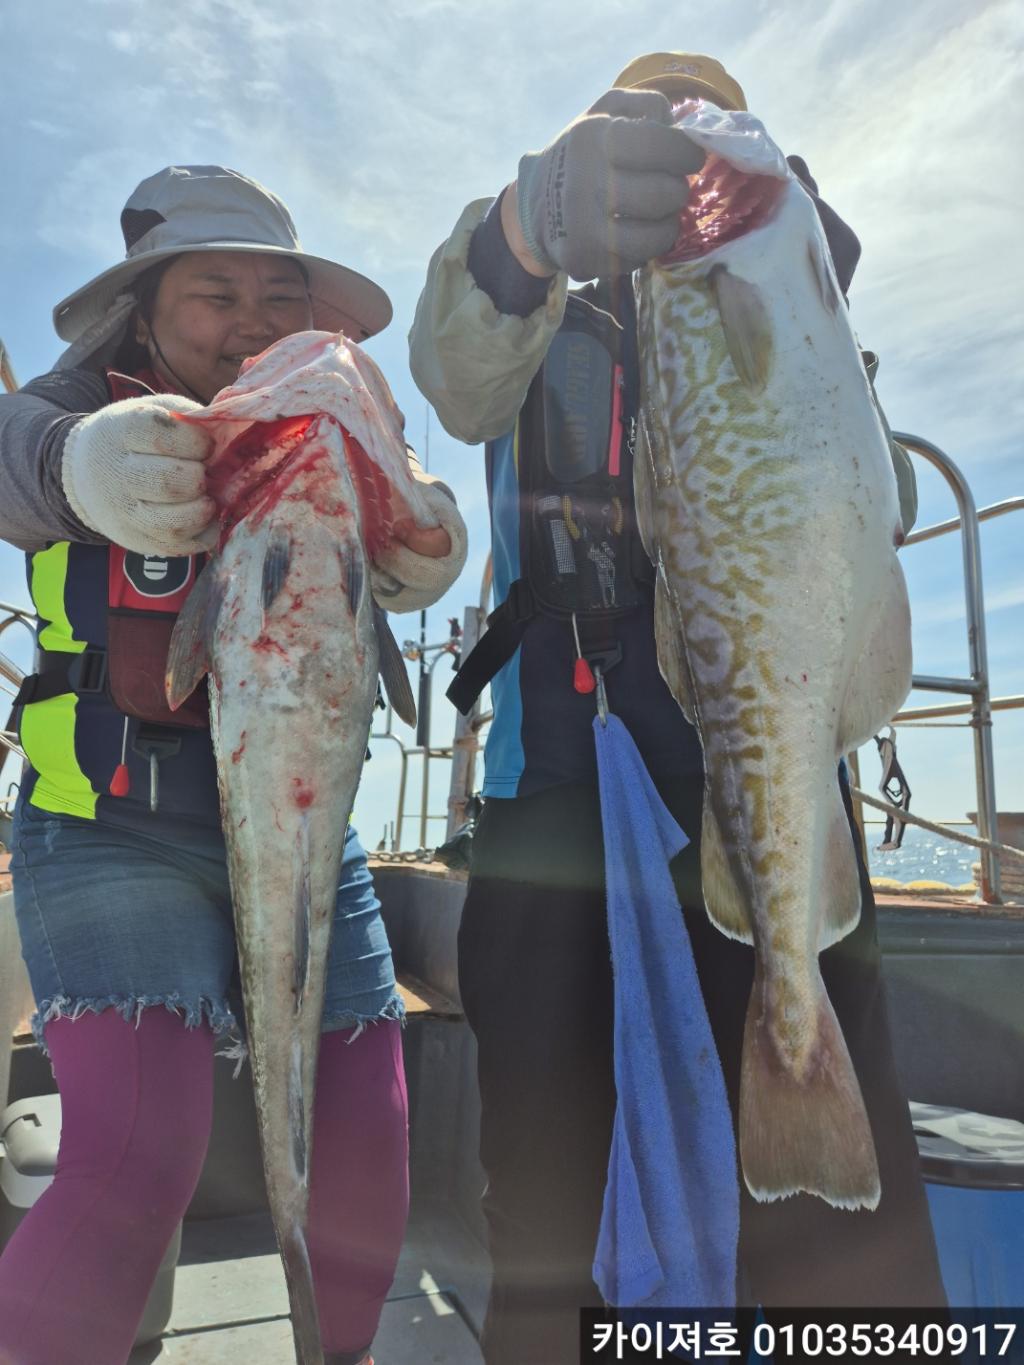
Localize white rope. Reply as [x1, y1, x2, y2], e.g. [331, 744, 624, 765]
[851, 787, 1024, 862]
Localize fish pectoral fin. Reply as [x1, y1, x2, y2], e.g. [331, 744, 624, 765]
[700, 793, 754, 944]
[339, 543, 365, 617]
[739, 967, 880, 1211]
[837, 569, 913, 752]
[261, 527, 293, 615]
[708, 265, 774, 393]
[819, 787, 863, 950]
[374, 603, 416, 727]
[165, 561, 224, 710]
[653, 574, 695, 726]
[807, 234, 842, 316]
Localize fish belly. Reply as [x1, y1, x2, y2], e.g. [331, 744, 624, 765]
[166, 336, 421, 1361]
[637, 184, 911, 1209]
[212, 470, 377, 1363]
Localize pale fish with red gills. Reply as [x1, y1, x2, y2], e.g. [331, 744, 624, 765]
[166, 330, 426, 1364]
[634, 104, 912, 1211]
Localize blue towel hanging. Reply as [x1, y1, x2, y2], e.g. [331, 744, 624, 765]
[592, 713, 739, 1309]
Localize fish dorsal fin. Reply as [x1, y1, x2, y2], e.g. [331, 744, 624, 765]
[807, 235, 842, 316]
[709, 265, 774, 393]
[373, 603, 416, 727]
[166, 561, 225, 710]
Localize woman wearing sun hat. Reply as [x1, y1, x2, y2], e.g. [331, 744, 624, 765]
[0, 165, 467, 1365]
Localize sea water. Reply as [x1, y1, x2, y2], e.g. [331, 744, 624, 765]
[865, 822, 976, 886]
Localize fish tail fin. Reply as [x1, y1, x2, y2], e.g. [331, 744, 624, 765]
[739, 968, 880, 1211]
[279, 1225, 324, 1365]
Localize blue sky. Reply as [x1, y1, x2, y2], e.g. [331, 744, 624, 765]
[1, 0, 1021, 849]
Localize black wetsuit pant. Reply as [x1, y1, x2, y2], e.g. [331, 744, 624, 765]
[457, 775, 946, 1365]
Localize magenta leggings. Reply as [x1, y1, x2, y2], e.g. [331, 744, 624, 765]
[0, 1009, 409, 1365]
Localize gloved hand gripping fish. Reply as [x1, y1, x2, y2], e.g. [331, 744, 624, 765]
[635, 105, 912, 1211]
[165, 331, 429, 1364]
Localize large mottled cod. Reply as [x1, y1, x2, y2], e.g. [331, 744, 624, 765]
[634, 104, 912, 1211]
[166, 332, 428, 1364]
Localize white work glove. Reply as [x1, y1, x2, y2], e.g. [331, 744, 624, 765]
[61, 394, 217, 556]
[371, 477, 468, 614]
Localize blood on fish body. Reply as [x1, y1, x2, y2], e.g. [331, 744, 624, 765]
[166, 330, 429, 1365]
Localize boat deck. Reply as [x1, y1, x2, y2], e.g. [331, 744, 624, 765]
[3, 861, 1022, 1363]
[127, 1201, 487, 1364]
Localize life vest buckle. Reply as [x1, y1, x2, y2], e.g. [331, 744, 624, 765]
[68, 647, 108, 696]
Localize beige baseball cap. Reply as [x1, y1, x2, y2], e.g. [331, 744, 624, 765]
[52, 165, 392, 363]
[613, 53, 747, 111]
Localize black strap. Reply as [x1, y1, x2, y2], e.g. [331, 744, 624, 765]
[446, 579, 536, 715]
[12, 647, 108, 709]
[446, 578, 629, 716]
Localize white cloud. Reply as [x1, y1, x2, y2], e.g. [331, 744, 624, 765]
[912, 581, 1024, 627]
[36, 150, 142, 259]
[25, 118, 71, 139]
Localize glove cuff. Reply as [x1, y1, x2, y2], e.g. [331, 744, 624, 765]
[60, 415, 104, 536]
[371, 482, 468, 614]
[515, 150, 559, 276]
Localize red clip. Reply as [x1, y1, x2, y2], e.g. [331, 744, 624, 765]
[109, 763, 131, 797]
[573, 657, 596, 694]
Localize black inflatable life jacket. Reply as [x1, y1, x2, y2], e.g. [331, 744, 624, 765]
[449, 280, 654, 714]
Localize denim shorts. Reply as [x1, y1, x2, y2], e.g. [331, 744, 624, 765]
[10, 800, 403, 1049]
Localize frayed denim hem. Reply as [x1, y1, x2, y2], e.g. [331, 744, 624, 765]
[210, 990, 406, 1076]
[31, 993, 240, 1056]
[322, 989, 406, 1039]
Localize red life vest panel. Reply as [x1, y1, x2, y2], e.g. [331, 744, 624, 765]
[103, 369, 209, 729]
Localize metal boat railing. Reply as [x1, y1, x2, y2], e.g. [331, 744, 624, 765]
[441, 434, 1023, 896]
[862, 433, 1024, 904]
[0, 602, 35, 768]
[369, 617, 463, 853]
[0, 431, 1019, 885]
[370, 560, 496, 852]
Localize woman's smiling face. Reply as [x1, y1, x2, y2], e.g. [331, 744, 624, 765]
[136, 250, 314, 401]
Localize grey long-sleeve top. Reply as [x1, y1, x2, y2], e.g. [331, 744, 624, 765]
[0, 368, 109, 552]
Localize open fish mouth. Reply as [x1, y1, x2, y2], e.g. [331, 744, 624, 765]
[177, 331, 431, 560]
[662, 153, 786, 264]
[203, 414, 402, 559]
[659, 99, 791, 265]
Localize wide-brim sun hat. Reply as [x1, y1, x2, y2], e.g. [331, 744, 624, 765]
[52, 165, 392, 369]
[613, 53, 747, 111]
